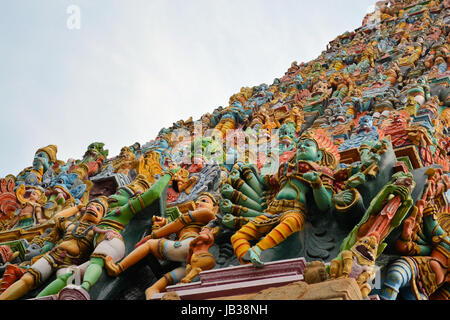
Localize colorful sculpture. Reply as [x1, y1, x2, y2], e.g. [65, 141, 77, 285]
[230, 130, 339, 267]
[104, 192, 219, 299]
[1, 0, 450, 301]
[33, 170, 177, 299]
[0, 197, 108, 300]
[7, 185, 47, 230]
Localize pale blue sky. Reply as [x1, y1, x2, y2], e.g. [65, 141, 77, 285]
[0, 0, 377, 177]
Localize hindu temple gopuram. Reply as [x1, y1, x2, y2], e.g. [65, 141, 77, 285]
[0, 0, 449, 301]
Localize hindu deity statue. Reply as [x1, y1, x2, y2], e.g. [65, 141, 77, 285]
[400, 77, 431, 116]
[15, 145, 58, 188]
[283, 106, 304, 132]
[378, 168, 450, 300]
[69, 142, 109, 178]
[138, 150, 163, 184]
[357, 41, 378, 72]
[33, 169, 178, 299]
[213, 103, 246, 137]
[42, 171, 88, 219]
[398, 36, 424, 68]
[0, 197, 108, 300]
[104, 192, 220, 300]
[425, 42, 450, 74]
[180, 227, 216, 284]
[303, 80, 333, 114]
[6, 185, 48, 230]
[330, 171, 416, 298]
[167, 160, 199, 195]
[110, 146, 141, 176]
[338, 115, 381, 152]
[230, 129, 340, 266]
[383, 62, 403, 87]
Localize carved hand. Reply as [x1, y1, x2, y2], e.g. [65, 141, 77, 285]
[333, 190, 355, 206]
[152, 216, 168, 229]
[222, 214, 236, 229]
[401, 216, 416, 240]
[346, 172, 366, 188]
[219, 199, 233, 214]
[104, 230, 120, 241]
[303, 171, 319, 182]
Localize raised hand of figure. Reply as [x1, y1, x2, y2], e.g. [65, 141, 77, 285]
[152, 216, 168, 229]
[221, 184, 234, 199]
[383, 184, 409, 201]
[333, 190, 355, 207]
[104, 230, 120, 241]
[219, 199, 233, 214]
[392, 185, 410, 201]
[401, 216, 416, 240]
[229, 168, 241, 182]
[346, 172, 366, 188]
[303, 171, 319, 182]
[104, 256, 122, 277]
[222, 214, 236, 229]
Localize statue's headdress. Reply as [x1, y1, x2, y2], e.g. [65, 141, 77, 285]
[36, 145, 58, 163]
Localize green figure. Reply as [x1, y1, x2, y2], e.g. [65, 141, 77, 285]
[35, 169, 178, 299]
[338, 171, 416, 258]
[230, 131, 339, 266]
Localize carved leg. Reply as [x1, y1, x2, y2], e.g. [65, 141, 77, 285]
[146, 267, 185, 300]
[181, 253, 215, 283]
[380, 258, 413, 300]
[0, 273, 35, 300]
[36, 272, 73, 298]
[360, 283, 372, 299]
[231, 221, 261, 264]
[180, 267, 202, 284]
[255, 212, 304, 251]
[105, 239, 159, 276]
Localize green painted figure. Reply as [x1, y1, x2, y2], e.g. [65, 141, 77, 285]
[34, 169, 179, 299]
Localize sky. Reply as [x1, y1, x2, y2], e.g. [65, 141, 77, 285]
[0, 0, 377, 177]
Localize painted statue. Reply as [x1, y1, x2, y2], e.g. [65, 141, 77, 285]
[32, 170, 178, 299]
[0, 197, 108, 300]
[6, 185, 48, 230]
[230, 129, 339, 267]
[104, 192, 220, 299]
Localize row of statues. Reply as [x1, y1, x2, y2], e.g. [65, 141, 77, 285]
[0, 0, 449, 300]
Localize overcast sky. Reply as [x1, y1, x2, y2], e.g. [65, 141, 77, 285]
[0, 0, 377, 177]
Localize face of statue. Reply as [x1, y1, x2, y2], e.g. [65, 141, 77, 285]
[392, 172, 415, 192]
[29, 190, 41, 202]
[33, 151, 50, 171]
[296, 139, 322, 162]
[119, 147, 134, 161]
[108, 188, 131, 209]
[359, 116, 373, 128]
[195, 195, 218, 214]
[351, 235, 378, 265]
[82, 201, 105, 224]
[279, 123, 296, 139]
